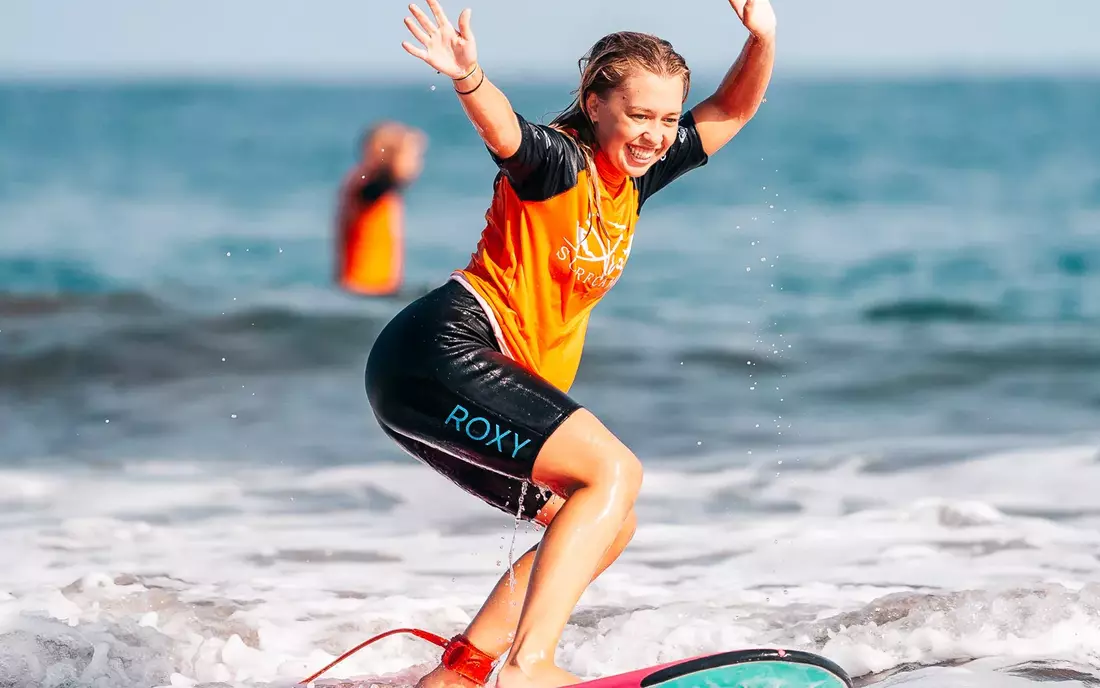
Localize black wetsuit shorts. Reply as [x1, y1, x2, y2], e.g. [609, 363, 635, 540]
[365, 279, 582, 521]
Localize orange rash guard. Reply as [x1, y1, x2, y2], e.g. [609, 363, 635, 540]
[339, 173, 404, 297]
[453, 111, 708, 393]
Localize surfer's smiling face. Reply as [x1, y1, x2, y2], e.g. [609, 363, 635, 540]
[568, 31, 691, 178]
[586, 70, 684, 177]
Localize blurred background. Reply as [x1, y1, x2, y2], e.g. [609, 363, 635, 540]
[2, 2, 1100, 687]
[3, 0, 1100, 466]
[4, 0, 1100, 466]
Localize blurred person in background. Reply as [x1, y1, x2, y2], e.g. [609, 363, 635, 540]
[335, 120, 427, 297]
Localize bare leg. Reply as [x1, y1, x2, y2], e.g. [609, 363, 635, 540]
[496, 409, 643, 688]
[416, 502, 637, 688]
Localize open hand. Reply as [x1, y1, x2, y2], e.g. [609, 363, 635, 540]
[401, 0, 478, 79]
[729, 0, 776, 39]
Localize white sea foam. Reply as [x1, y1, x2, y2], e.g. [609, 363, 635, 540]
[2, 441, 1099, 687]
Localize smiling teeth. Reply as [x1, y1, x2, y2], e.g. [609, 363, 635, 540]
[627, 144, 655, 162]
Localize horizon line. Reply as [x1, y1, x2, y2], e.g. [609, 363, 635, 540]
[2, 63, 1099, 86]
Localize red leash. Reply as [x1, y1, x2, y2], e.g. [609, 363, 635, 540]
[300, 628, 447, 685]
[300, 628, 497, 686]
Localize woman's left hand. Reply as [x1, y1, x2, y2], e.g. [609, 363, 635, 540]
[729, 0, 777, 40]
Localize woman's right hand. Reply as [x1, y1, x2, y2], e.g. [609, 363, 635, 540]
[401, 0, 478, 80]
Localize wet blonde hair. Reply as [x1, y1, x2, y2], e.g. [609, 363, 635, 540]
[549, 32, 691, 231]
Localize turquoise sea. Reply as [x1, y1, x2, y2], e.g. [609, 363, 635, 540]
[1, 76, 1099, 687]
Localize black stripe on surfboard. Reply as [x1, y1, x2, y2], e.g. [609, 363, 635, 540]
[639, 648, 853, 688]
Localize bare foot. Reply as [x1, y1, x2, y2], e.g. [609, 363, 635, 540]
[416, 663, 484, 688]
[495, 660, 579, 688]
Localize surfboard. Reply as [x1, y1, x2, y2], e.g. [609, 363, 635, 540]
[301, 627, 852, 688]
[571, 648, 853, 688]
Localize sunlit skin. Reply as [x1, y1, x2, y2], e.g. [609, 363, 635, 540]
[586, 71, 687, 180]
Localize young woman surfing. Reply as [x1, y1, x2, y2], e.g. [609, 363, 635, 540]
[365, 1, 776, 686]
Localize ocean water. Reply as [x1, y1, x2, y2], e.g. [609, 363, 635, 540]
[1, 75, 1099, 687]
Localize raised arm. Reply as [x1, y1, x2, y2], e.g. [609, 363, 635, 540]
[401, 0, 522, 158]
[690, 0, 777, 157]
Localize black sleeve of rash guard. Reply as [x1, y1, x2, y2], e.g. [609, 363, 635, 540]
[488, 113, 587, 202]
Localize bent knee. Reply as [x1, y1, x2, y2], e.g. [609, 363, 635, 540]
[607, 452, 644, 502]
[532, 409, 644, 500]
[585, 442, 643, 500]
[618, 509, 638, 545]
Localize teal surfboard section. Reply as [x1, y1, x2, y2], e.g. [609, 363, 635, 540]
[648, 659, 849, 688]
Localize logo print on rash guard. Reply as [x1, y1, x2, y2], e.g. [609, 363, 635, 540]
[554, 215, 634, 291]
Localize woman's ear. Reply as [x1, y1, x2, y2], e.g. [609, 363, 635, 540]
[584, 91, 600, 125]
